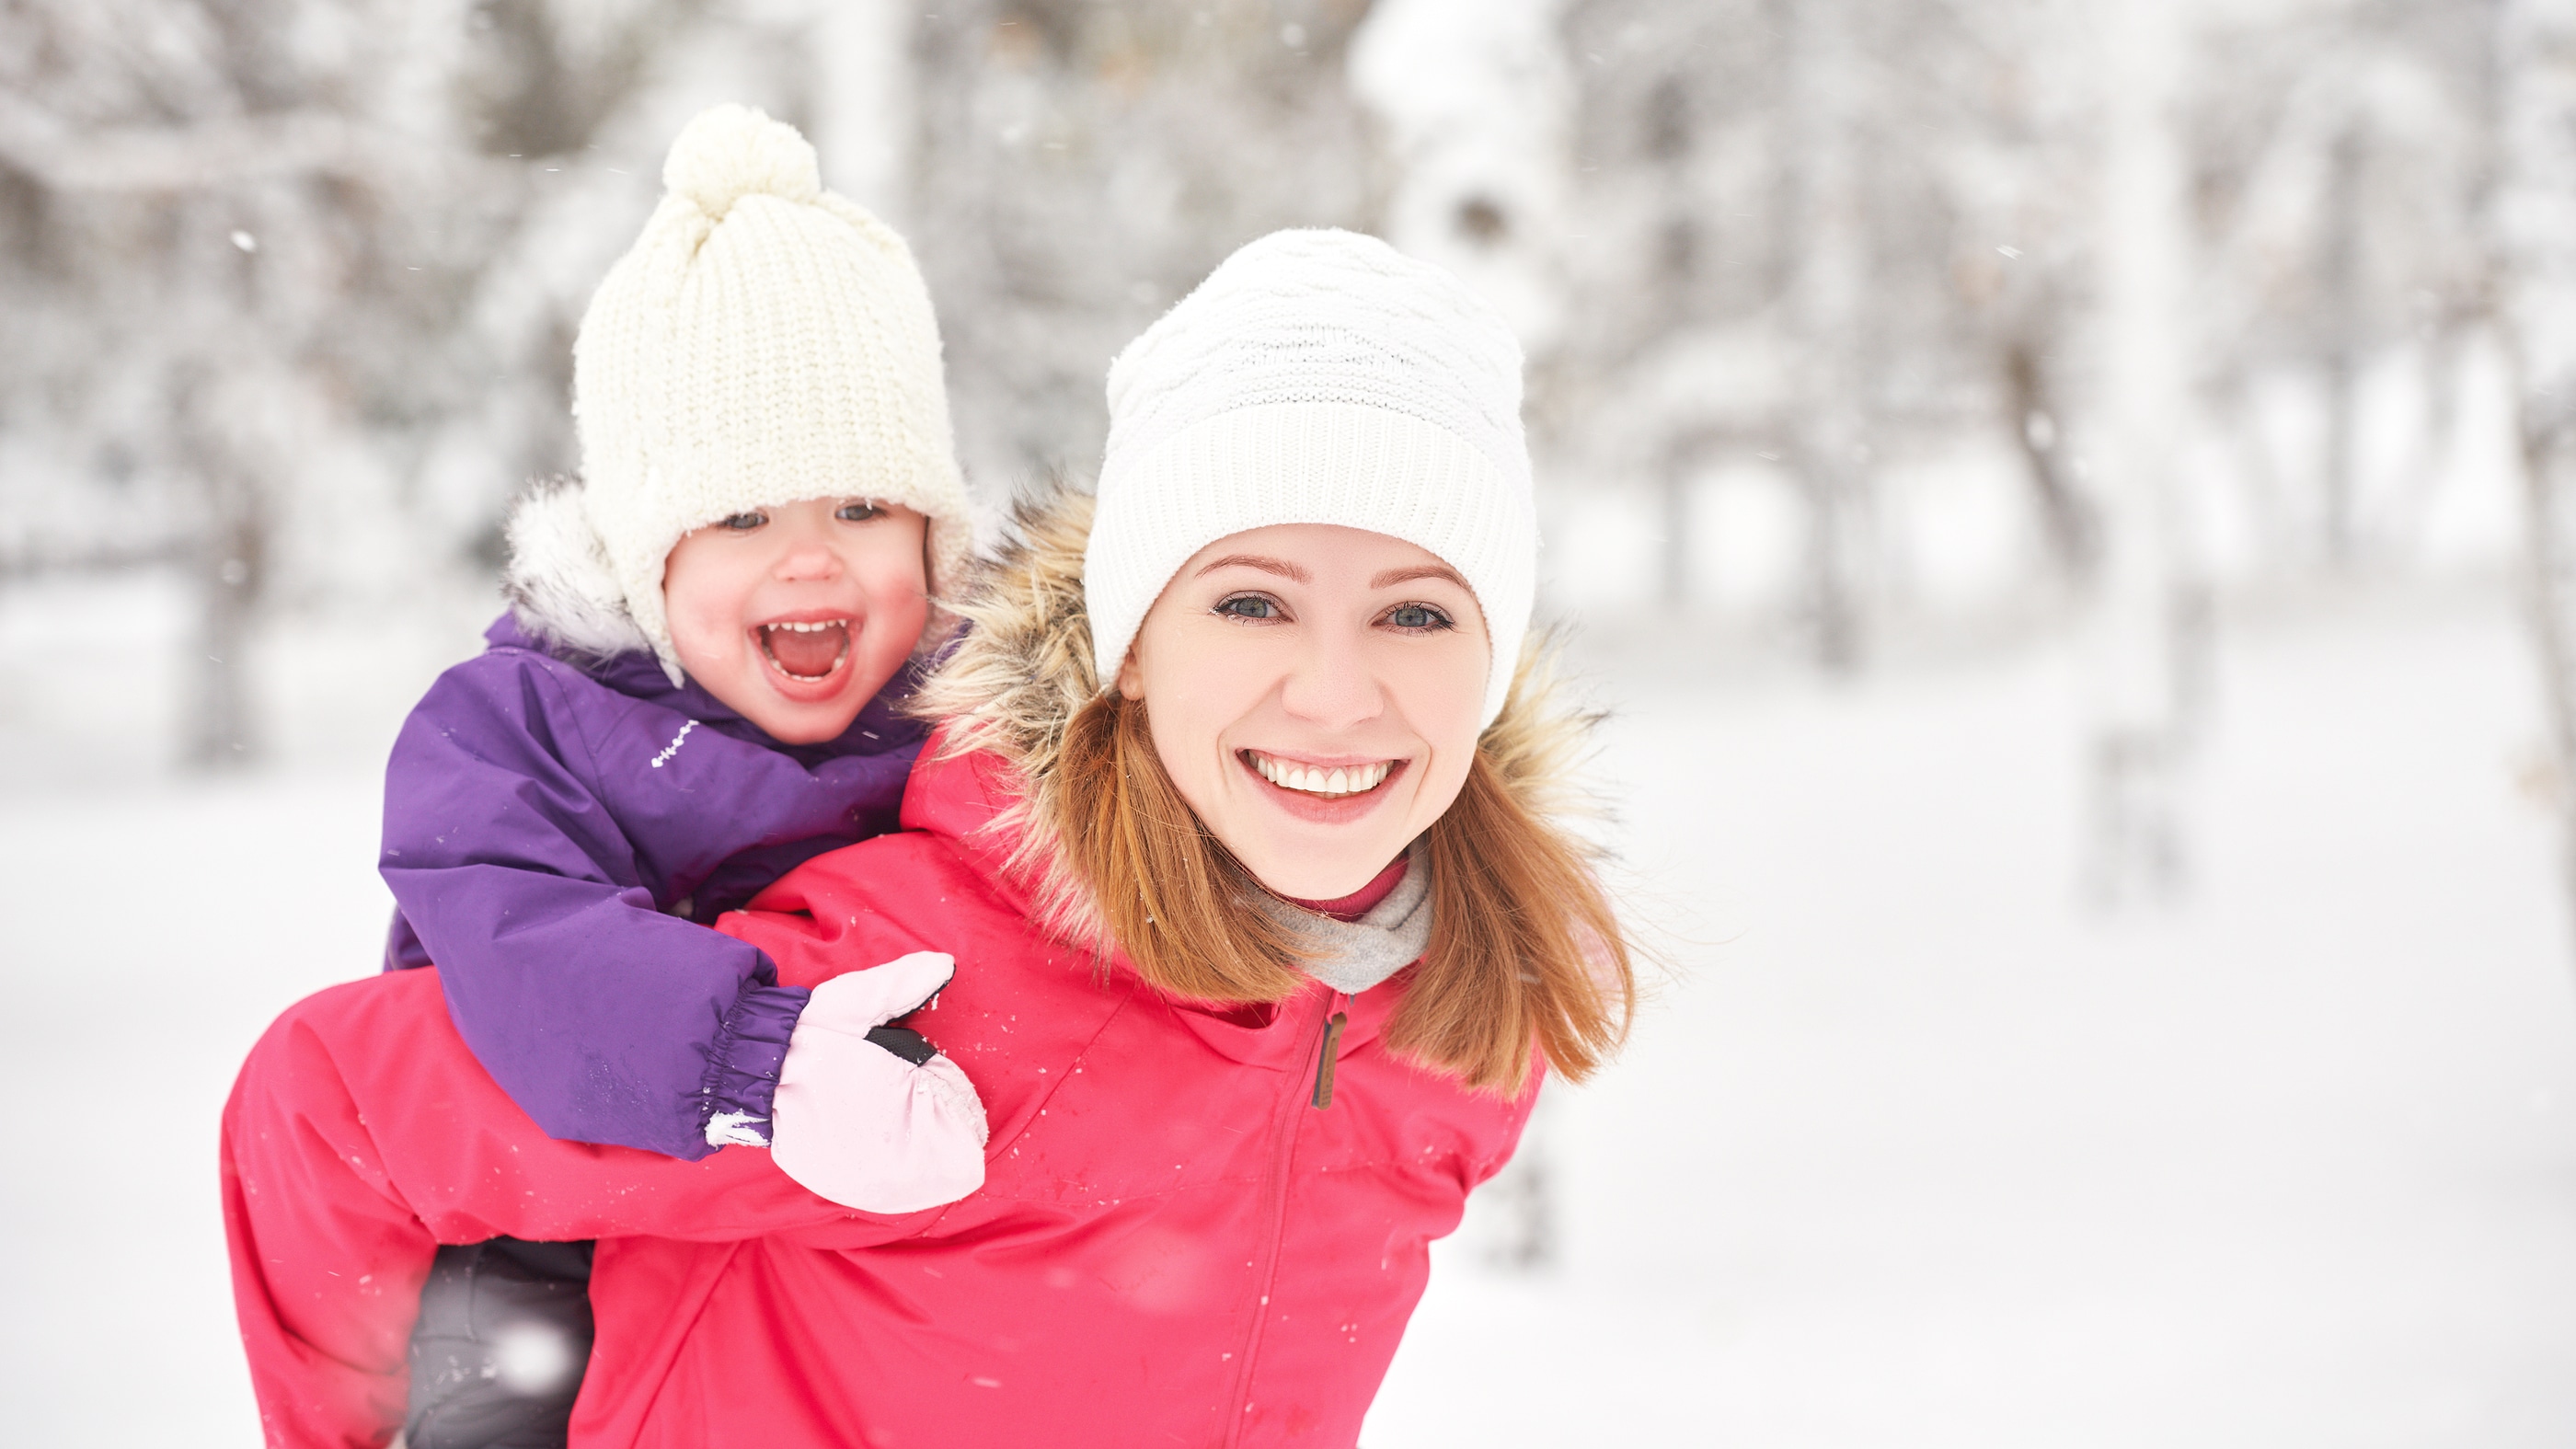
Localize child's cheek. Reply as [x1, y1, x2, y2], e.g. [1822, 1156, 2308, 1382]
[661, 546, 750, 673]
[857, 536, 931, 640]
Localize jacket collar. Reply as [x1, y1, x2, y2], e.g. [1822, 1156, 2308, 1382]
[894, 736, 1402, 1064]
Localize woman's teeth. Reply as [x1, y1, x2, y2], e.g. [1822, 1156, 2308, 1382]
[1248, 752, 1393, 798]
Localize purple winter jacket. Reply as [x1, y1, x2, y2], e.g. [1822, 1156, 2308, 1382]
[380, 613, 926, 1161]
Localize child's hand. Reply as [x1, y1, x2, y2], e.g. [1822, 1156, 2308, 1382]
[769, 951, 988, 1213]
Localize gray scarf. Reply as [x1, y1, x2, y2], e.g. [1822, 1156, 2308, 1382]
[1253, 844, 1432, 995]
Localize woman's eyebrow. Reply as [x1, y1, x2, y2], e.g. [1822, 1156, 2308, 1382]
[1194, 553, 1310, 581]
[1371, 564, 1470, 591]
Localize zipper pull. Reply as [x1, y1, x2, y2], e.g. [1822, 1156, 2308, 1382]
[1311, 1009, 1348, 1110]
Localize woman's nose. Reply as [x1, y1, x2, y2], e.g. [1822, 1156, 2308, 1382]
[1278, 629, 1384, 730]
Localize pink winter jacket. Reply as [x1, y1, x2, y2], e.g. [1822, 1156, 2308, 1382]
[540, 737, 1538, 1447]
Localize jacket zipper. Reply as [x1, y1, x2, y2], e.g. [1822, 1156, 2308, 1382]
[1310, 999, 1349, 1109]
[1221, 989, 1339, 1447]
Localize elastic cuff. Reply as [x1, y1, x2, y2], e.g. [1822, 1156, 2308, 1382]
[698, 982, 811, 1147]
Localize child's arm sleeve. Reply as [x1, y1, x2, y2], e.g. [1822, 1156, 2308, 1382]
[380, 657, 805, 1162]
[229, 968, 938, 1255]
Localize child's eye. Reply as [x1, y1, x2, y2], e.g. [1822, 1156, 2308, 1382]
[1215, 594, 1281, 621]
[835, 500, 884, 523]
[1385, 603, 1454, 631]
[719, 512, 766, 531]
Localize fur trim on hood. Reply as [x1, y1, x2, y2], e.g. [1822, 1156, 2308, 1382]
[911, 481, 1607, 951]
[500, 478, 655, 660]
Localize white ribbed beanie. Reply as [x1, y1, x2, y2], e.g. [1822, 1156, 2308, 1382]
[573, 104, 971, 682]
[1086, 228, 1536, 728]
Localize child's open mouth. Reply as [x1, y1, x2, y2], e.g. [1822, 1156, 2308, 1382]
[757, 618, 851, 683]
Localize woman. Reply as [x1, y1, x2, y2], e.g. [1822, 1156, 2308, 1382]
[226, 227, 1634, 1447]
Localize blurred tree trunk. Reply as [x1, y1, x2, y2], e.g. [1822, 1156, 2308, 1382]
[1779, 0, 1869, 672]
[187, 470, 268, 770]
[1659, 442, 1694, 607]
[2002, 335, 2096, 579]
[2495, 0, 2576, 928]
[1642, 73, 1698, 607]
[173, 337, 293, 769]
[806, 0, 914, 223]
[2084, 0, 2201, 904]
[2319, 121, 2367, 566]
[1471, 1083, 1560, 1271]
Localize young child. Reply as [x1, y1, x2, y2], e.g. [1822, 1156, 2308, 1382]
[228, 105, 987, 1448]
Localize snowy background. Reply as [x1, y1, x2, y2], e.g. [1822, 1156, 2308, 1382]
[6, 0, 2576, 1443]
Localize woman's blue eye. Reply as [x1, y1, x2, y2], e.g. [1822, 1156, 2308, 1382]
[836, 501, 883, 522]
[1216, 595, 1278, 620]
[720, 512, 766, 530]
[1387, 604, 1451, 630]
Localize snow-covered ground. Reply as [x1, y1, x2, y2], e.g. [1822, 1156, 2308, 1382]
[1371, 587, 2576, 1445]
[2, 585, 2570, 1445]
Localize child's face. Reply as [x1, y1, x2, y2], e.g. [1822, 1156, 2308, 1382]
[662, 498, 930, 744]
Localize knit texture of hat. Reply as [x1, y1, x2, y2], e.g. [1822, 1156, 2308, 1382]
[573, 103, 971, 681]
[1085, 228, 1536, 727]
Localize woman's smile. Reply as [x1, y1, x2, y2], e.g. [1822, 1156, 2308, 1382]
[1240, 749, 1397, 798]
[1237, 748, 1408, 822]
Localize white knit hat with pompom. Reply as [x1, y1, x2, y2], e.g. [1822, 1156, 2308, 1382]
[1085, 228, 1536, 728]
[572, 103, 971, 681]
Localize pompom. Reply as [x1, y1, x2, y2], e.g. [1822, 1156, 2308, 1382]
[661, 103, 822, 220]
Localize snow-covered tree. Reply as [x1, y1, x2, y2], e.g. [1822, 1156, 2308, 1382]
[902, 1, 1382, 492]
[1348, 0, 1574, 355]
[2497, 0, 2576, 923]
[0, 0, 499, 763]
[2082, 0, 2202, 903]
[0, 0, 2534, 802]
[0, 0, 877, 765]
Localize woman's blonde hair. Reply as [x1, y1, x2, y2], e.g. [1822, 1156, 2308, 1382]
[1049, 672, 1632, 1095]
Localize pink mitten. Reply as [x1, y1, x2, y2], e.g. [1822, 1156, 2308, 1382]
[769, 951, 988, 1213]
